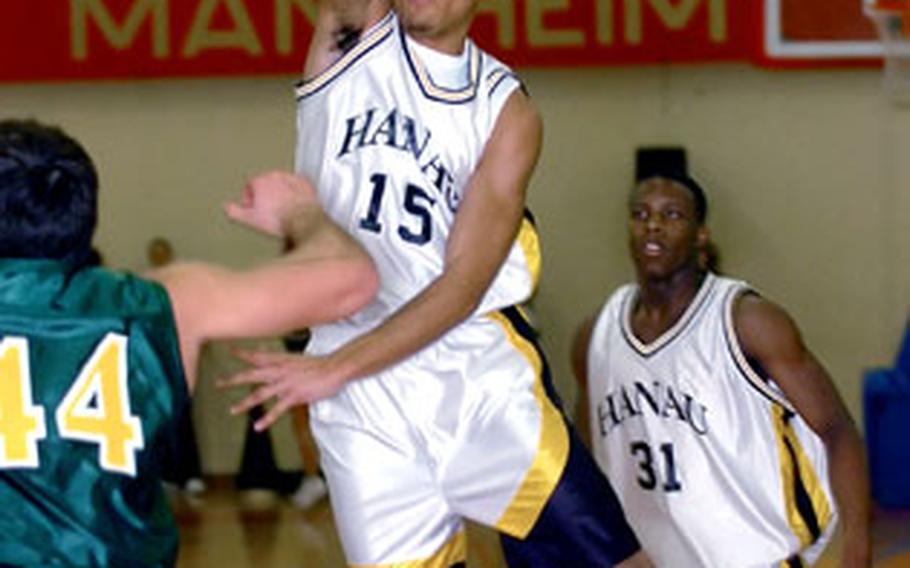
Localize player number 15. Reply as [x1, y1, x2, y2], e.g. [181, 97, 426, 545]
[359, 173, 436, 245]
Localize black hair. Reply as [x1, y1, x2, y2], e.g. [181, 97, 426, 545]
[638, 171, 708, 224]
[0, 119, 98, 266]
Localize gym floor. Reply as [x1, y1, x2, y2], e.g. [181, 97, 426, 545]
[173, 484, 504, 567]
[173, 484, 910, 567]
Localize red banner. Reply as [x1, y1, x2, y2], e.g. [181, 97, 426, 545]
[0, 0, 778, 82]
[0, 1, 315, 82]
[473, 0, 751, 66]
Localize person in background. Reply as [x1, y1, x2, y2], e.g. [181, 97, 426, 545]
[573, 173, 871, 567]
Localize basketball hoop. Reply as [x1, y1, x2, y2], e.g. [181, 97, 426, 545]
[865, 0, 910, 104]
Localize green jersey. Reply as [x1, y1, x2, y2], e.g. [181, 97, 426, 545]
[0, 259, 188, 567]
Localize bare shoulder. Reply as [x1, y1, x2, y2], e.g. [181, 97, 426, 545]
[143, 262, 225, 325]
[733, 292, 804, 359]
[483, 89, 542, 178]
[145, 261, 225, 295]
[498, 89, 542, 139]
[143, 262, 227, 386]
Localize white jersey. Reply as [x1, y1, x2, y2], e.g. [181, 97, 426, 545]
[587, 274, 837, 568]
[291, 14, 567, 565]
[295, 11, 539, 355]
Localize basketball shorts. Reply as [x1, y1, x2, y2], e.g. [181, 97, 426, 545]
[310, 306, 639, 566]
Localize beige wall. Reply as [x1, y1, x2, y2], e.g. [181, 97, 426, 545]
[524, 65, 909, 426]
[2, 64, 907, 472]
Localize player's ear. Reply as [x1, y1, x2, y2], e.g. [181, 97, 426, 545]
[696, 225, 709, 249]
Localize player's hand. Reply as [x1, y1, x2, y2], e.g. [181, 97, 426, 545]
[217, 347, 346, 431]
[223, 170, 318, 238]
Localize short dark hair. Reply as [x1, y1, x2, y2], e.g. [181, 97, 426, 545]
[638, 171, 708, 224]
[0, 119, 98, 266]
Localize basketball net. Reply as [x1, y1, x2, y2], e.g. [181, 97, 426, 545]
[865, 0, 910, 104]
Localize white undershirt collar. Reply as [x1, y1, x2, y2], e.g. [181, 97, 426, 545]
[404, 34, 470, 90]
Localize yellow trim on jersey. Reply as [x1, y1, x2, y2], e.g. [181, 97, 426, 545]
[790, 427, 834, 535]
[516, 217, 542, 292]
[778, 555, 806, 568]
[515, 304, 533, 324]
[489, 311, 568, 538]
[350, 530, 466, 568]
[773, 406, 833, 549]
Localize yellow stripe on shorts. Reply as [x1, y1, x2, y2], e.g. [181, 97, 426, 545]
[516, 216, 541, 292]
[773, 405, 833, 548]
[350, 529, 466, 568]
[489, 310, 569, 538]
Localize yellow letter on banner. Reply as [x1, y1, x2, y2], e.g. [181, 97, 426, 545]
[595, 0, 614, 45]
[477, 0, 516, 49]
[624, 0, 726, 44]
[71, 0, 170, 60]
[275, 0, 318, 55]
[183, 0, 263, 57]
[0, 338, 46, 468]
[526, 0, 584, 47]
[56, 333, 144, 477]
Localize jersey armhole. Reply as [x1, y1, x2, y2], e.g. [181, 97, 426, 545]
[723, 287, 795, 411]
[484, 64, 522, 125]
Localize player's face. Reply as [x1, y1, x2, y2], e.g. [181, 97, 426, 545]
[628, 178, 706, 281]
[394, 0, 478, 54]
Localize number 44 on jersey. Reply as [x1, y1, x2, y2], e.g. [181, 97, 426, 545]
[0, 333, 144, 476]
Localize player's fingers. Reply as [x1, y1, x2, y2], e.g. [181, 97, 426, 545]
[229, 382, 283, 415]
[254, 396, 294, 432]
[230, 347, 293, 366]
[223, 201, 252, 225]
[216, 365, 280, 389]
[229, 392, 260, 415]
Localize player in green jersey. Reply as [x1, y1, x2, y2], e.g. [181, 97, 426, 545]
[0, 119, 377, 567]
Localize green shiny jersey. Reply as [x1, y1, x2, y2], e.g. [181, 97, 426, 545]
[0, 260, 188, 567]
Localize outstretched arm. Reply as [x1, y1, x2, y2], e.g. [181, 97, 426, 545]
[571, 315, 596, 449]
[734, 294, 871, 568]
[303, 0, 391, 79]
[225, 90, 543, 430]
[147, 171, 378, 390]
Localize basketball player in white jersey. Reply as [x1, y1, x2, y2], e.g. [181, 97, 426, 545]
[219, 0, 651, 566]
[574, 174, 871, 567]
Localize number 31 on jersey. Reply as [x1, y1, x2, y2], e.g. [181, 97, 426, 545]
[0, 333, 144, 476]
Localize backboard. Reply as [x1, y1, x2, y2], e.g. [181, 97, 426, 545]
[763, 0, 882, 63]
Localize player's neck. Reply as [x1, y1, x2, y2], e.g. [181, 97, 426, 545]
[401, 10, 471, 56]
[406, 31, 467, 56]
[405, 33, 470, 88]
[635, 268, 707, 327]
